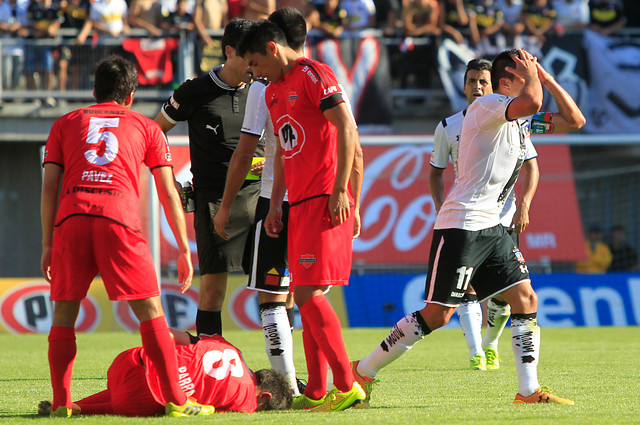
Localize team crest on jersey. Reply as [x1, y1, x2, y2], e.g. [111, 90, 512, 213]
[169, 95, 180, 110]
[288, 91, 298, 108]
[513, 248, 526, 263]
[299, 254, 316, 269]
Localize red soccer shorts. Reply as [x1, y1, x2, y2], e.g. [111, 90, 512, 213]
[107, 348, 164, 416]
[288, 195, 354, 286]
[50, 215, 160, 301]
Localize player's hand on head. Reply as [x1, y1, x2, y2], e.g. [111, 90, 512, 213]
[213, 206, 230, 240]
[534, 61, 551, 84]
[506, 49, 538, 80]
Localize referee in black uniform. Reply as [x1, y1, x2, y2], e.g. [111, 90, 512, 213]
[155, 18, 264, 336]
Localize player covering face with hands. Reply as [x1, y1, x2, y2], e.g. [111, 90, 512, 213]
[352, 48, 585, 406]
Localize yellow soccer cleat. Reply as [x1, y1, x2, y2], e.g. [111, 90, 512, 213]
[316, 382, 366, 412]
[165, 398, 215, 417]
[351, 360, 378, 408]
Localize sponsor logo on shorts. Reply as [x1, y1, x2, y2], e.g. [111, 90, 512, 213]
[450, 291, 464, 298]
[299, 254, 316, 269]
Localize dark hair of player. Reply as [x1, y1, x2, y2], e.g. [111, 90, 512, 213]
[94, 55, 138, 104]
[254, 369, 294, 411]
[236, 20, 288, 57]
[464, 58, 493, 84]
[268, 7, 307, 51]
[491, 49, 520, 90]
[222, 18, 254, 60]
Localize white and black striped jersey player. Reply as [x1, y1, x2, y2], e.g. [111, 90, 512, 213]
[430, 102, 538, 370]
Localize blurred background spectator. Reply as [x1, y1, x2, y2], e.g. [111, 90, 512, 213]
[372, 0, 400, 35]
[608, 225, 639, 272]
[160, 0, 195, 31]
[438, 0, 470, 44]
[128, 0, 164, 37]
[468, 0, 504, 56]
[24, 0, 63, 106]
[242, 0, 275, 20]
[400, 0, 440, 87]
[576, 224, 613, 274]
[521, 0, 556, 56]
[553, 0, 589, 36]
[308, 0, 347, 38]
[76, 0, 129, 44]
[589, 0, 626, 35]
[58, 0, 89, 94]
[341, 0, 377, 32]
[193, 0, 226, 46]
[0, 0, 28, 91]
[497, 0, 524, 47]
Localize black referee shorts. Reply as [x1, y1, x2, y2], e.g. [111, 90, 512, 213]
[243, 196, 290, 294]
[193, 182, 260, 275]
[424, 225, 529, 307]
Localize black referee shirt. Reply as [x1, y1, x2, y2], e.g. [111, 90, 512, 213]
[161, 65, 264, 190]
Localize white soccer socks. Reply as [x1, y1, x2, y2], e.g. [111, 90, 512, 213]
[457, 296, 484, 359]
[357, 311, 431, 379]
[260, 303, 299, 396]
[483, 298, 511, 350]
[511, 313, 541, 396]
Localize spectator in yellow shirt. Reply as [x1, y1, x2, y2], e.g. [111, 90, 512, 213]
[576, 224, 613, 273]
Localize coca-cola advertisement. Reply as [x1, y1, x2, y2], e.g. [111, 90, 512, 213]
[154, 142, 586, 269]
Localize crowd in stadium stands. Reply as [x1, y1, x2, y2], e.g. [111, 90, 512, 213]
[575, 224, 639, 273]
[0, 0, 638, 99]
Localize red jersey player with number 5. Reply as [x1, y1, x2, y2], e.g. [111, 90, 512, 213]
[237, 19, 365, 412]
[40, 55, 214, 417]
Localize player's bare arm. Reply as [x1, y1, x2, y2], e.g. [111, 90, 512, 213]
[265, 142, 285, 238]
[505, 49, 543, 120]
[153, 166, 193, 292]
[511, 157, 539, 234]
[534, 62, 586, 134]
[350, 134, 364, 238]
[214, 132, 261, 240]
[324, 102, 358, 226]
[429, 166, 446, 213]
[40, 163, 63, 282]
[154, 111, 177, 134]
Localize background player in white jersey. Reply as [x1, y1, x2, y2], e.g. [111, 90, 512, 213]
[212, 8, 307, 398]
[353, 49, 585, 405]
[430, 58, 539, 371]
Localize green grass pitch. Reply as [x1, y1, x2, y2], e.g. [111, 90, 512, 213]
[1, 327, 639, 424]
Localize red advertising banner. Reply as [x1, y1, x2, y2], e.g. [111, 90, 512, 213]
[156, 143, 585, 268]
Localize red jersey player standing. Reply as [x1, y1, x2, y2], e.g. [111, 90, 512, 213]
[237, 20, 365, 411]
[40, 55, 214, 417]
[38, 332, 293, 416]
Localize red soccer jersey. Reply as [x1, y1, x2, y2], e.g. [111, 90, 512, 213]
[266, 57, 353, 205]
[142, 336, 258, 413]
[43, 102, 172, 231]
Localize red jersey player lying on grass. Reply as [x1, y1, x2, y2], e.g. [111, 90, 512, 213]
[38, 331, 293, 417]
